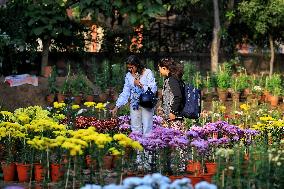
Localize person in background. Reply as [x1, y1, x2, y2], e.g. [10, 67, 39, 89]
[158, 57, 186, 175]
[111, 55, 157, 136]
[158, 57, 185, 131]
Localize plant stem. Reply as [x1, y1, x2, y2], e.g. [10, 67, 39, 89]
[47, 148, 50, 181]
[65, 156, 71, 189]
[73, 156, 76, 189]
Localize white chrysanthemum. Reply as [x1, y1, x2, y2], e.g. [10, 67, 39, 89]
[80, 184, 102, 189]
[195, 181, 217, 189]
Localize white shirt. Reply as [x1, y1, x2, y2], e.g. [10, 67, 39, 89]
[116, 69, 157, 108]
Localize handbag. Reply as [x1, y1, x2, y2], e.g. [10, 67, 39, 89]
[139, 87, 157, 108]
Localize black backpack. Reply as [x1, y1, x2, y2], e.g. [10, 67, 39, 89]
[180, 83, 201, 119]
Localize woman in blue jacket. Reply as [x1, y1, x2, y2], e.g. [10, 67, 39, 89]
[111, 55, 157, 136]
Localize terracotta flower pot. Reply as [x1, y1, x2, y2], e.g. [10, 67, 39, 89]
[87, 155, 113, 170]
[16, 163, 31, 182]
[263, 90, 270, 102]
[1, 162, 16, 181]
[232, 92, 240, 102]
[85, 155, 97, 170]
[270, 96, 279, 107]
[51, 163, 63, 182]
[99, 93, 108, 102]
[169, 175, 184, 182]
[186, 160, 201, 174]
[185, 174, 203, 187]
[103, 155, 113, 170]
[46, 94, 55, 104]
[201, 173, 214, 183]
[85, 95, 94, 102]
[34, 163, 45, 182]
[205, 162, 217, 174]
[57, 93, 65, 102]
[217, 89, 228, 102]
[73, 95, 82, 105]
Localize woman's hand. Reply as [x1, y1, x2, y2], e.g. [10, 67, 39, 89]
[134, 79, 143, 88]
[169, 113, 176, 120]
[110, 106, 118, 117]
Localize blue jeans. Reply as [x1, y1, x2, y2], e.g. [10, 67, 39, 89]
[130, 106, 153, 135]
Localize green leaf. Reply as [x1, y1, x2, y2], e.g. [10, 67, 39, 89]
[137, 3, 144, 12]
[129, 13, 138, 25]
[32, 27, 45, 36]
[155, 0, 162, 4]
[113, 0, 122, 8]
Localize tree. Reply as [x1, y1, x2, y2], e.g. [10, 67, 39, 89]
[165, 0, 236, 72]
[211, 0, 221, 73]
[75, 0, 167, 53]
[0, 0, 88, 76]
[25, 0, 87, 76]
[238, 0, 284, 76]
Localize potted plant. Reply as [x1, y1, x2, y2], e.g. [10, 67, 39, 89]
[70, 73, 88, 104]
[0, 121, 18, 182]
[267, 74, 282, 106]
[202, 72, 214, 100]
[84, 84, 94, 102]
[58, 79, 71, 102]
[16, 138, 33, 182]
[47, 66, 58, 104]
[216, 64, 231, 102]
[270, 87, 281, 106]
[231, 74, 248, 102]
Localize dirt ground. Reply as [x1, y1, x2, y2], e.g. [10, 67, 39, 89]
[0, 76, 101, 111]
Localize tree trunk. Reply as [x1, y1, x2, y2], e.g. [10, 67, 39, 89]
[211, 0, 221, 73]
[41, 38, 50, 76]
[269, 34, 274, 76]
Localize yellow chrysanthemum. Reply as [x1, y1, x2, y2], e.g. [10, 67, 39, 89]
[109, 147, 121, 156]
[131, 141, 143, 151]
[219, 105, 226, 113]
[240, 104, 250, 111]
[72, 105, 80, 110]
[53, 102, 66, 109]
[95, 103, 106, 110]
[113, 133, 127, 141]
[84, 102, 96, 107]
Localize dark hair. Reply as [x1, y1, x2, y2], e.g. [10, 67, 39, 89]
[126, 55, 145, 74]
[158, 58, 184, 80]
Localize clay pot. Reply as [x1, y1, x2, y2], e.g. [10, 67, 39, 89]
[243, 88, 251, 97]
[34, 163, 45, 182]
[51, 163, 64, 182]
[46, 94, 55, 104]
[270, 96, 279, 107]
[57, 93, 65, 102]
[217, 88, 228, 102]
[185, 174, 203, 187]
[103, 155, 113, 170]
[99, 93, 108, 102]
[85, 95, 94, 102]
[73, 95, 82, 105]
[232, 92, 240, 102]
[205, 162, 217, 174]
[186, 161, 201, 174]
[16, 163, 31, 182]
[201, 173, 214, 183]
[169, 175, 184, 182]
[86, 155, 113, 170]
[1, 162, 16, 181]
[85, 155, 97, 170]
